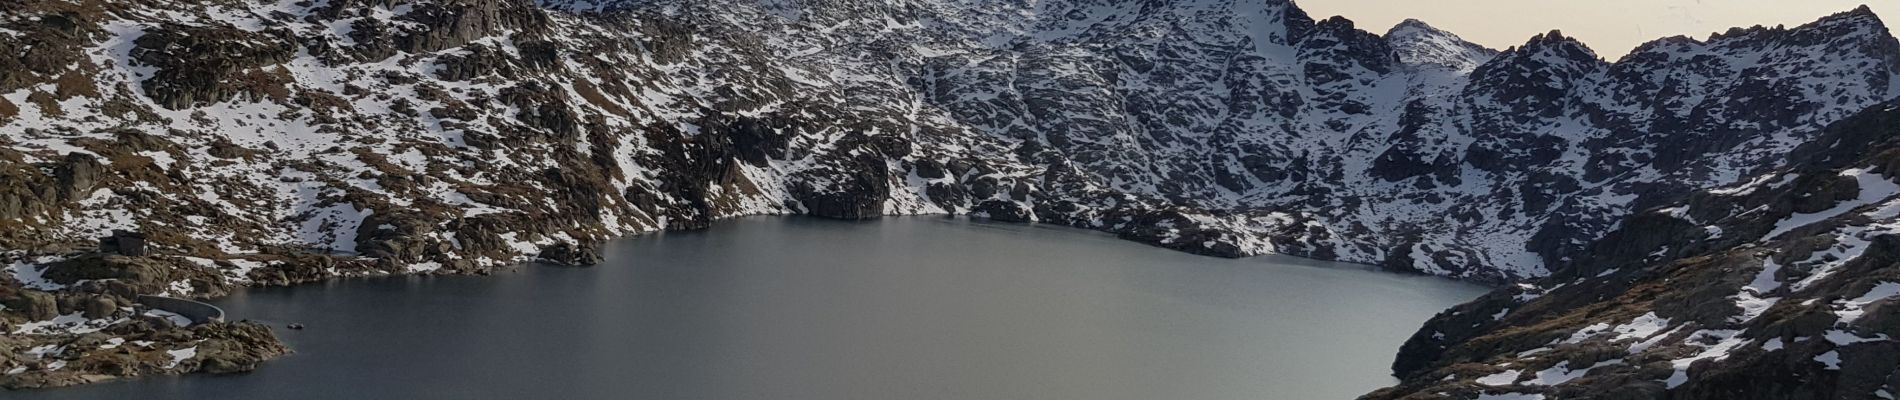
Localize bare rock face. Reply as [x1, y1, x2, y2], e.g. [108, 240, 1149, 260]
[0, 152, 102, 249]
[792, 135, 899, 221]
[132, 23, 296, 109]
[0, 289, 59, 321]
[397, 0, 550, 53]
[80, 295, 117, 319]
[100, 231, 148, 257]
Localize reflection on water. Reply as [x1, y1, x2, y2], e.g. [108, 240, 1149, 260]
[22, 217, 1486, 400]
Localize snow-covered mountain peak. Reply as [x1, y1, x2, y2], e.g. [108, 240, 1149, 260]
[1814, 4, 1886, 29]
[1695, 4, 1890, 43]
[1463, 29, 1605, 116]
[1384, 18, 1496, 72]
[1471, 29, 1605, 87]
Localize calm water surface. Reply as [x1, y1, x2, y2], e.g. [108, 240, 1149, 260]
[25, 217, 1486, 400]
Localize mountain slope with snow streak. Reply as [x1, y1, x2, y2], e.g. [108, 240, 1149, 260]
[1373, 100, 1900, 400]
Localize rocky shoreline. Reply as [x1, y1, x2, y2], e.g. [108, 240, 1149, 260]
[0, 211, 1294, 390]
[2, 205, 1354, 390]
[1, 247, 362, 388]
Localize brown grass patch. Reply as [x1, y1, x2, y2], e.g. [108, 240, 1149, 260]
[240, 66, 295, 102]
[24, 90, 60, 116]
[0, 96, 17, 120]
[53, 71, 98, 100]
[571, 81, 630, 117]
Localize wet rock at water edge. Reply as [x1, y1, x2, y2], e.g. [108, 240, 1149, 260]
[537, 242, 605, 266]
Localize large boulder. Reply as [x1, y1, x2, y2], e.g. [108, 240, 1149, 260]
[187, 322, 290, 374]
[537, 242, 604, 266]
[1, 289, 59, 321]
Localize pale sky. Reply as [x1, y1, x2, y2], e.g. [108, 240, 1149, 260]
[1298, 1, 1896, 59]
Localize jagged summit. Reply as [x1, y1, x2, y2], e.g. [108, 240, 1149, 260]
[1618, 5, 1896, 71]
[1472, 29, 1606, 88]
[1697, 3, 1889, 41]
[1390, 18, 1434, 31]
[1789, 3, 1893, 42]
[1517, 29, 1597, 56]
[1470, 29, 1605, 93]
[1383, 18, 1496, 71]
[1839, 3, 1882, 21]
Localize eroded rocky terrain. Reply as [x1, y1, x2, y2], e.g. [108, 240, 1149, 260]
[1369, 102, 1900, 400]
[1, 0, 1897, 396]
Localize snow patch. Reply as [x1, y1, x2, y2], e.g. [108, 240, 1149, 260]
[165, 346, 198, 369]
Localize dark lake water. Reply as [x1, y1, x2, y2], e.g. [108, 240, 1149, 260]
[23, 217, 1487, 400]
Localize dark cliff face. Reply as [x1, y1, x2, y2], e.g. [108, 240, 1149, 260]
[1465, 30, 1605, 123]
[0, 0, 1898, 394]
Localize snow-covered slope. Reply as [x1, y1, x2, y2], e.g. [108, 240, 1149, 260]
[6, 0, 1897, 281]
[1387, 18, 1496, 72]
[2, 0, 1899, 391]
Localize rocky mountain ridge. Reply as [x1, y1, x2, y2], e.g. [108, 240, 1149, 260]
[0, 0, 1897, 395]
[1369, 100, 1900, 400]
